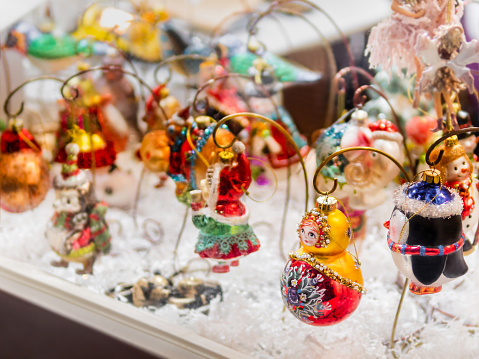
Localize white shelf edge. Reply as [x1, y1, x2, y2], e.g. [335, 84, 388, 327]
[0, 255, 252, 359]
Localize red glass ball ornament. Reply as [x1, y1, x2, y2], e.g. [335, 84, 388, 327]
[280, 259, 362, 326]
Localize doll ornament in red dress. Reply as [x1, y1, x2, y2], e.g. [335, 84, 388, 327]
[190, 141, 260, 273]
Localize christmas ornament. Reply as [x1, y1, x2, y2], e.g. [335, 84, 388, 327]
[316, 110, 404, 209]
[73, 1, 168, 62]
[46, 143, 111, 274]
[281, 195, 364, 326]
[0, 119, 50, 213]
[143, 84, 181, 132]
[164, 114, 235, 204]
[94, 51, 140, 143]
[365, 0, 464, 106]
[4, 21, 110, 73]
[384, 169, 468, 294]
[243, 61, 310, 168]
[429, 136, 479, 252]
[140, 130, 170, 173]
[189, 141, 260, 273]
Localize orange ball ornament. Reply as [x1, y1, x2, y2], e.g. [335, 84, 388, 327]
[140, 130, 170, 173]
[0, 120, 50, 212]
[281, 196, 365, 326]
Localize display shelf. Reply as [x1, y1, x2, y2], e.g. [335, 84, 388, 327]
[0, 255, 251, 359]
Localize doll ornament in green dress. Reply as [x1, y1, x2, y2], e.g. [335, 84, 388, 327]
[45, 143, 111, 275]
[190, 142, 260, 273]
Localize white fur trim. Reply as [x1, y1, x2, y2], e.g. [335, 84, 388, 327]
[209, 207, 250, 225]
[393, 183, 463, 218]
[370, 131, 403, 143]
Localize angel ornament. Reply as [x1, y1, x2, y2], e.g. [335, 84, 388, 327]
[416, 24, 479, 125]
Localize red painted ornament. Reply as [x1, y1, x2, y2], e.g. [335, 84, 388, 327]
[281, 259, 362, 326]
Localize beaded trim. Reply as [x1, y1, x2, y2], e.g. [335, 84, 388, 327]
[297, 209, 331, 248]
[387, 231, 465, 256]
[289, 252, 366, 294]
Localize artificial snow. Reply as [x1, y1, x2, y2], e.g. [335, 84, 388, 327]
[1, 153, 479, 359]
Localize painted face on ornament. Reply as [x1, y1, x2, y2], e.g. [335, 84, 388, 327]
[299, 220, 320, 247]
[53, 189, 81, 213]
[446, 156, 470, 182]
[140, 131, 171, 173]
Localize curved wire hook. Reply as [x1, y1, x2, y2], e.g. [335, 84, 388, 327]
[153, 54, 225, 85]
[192, 73, 283, 122]
[248, 0, 356, 86]
[425, 127, 479, 167]
[333, 66, 384, 116]
[313, 146, 411, 196]
[352, 84, 414, 174]
[3, 76, 65, 118]
[212, 112, 309, 212]
[60, 65, 167, 119]
[246, 5, 337, 126]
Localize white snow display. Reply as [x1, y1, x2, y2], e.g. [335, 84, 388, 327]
[1, 153, 479, 358]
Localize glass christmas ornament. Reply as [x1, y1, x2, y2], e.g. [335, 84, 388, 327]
[165, 114, 235, 204]
[281, 195, 365, 326]
[190, 141, 260, 273]
[0, 119, 50, 213]
[140, 130, 170, 173]
[385, 169, 468, 295]
[95, 51, 140, 143]
[143, 84, 181, 132]
[243, 62, 309, 169]
[46, 143, 111, 274]
[316, 110, 404, 210]
[429, 136, 479, 252]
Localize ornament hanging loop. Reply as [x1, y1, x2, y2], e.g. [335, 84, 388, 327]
[212, 112, 309, 212]
[153, 54, 225, 85]
[425, 127, 479, 167]
[3, 76, 66, 118]
[313, 146, 411, 196]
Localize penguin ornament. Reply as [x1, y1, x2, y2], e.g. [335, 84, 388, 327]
[281, 195, 365, 326]
[385, 169, 468, 295]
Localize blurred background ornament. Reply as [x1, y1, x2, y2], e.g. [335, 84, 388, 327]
[46, 143, 111, 275]
[0, 118, 50, 213]
[281, 195, 364, 326]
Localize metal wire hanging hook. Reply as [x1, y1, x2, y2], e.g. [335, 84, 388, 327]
[3, 76, 65, 118]
[245, 3, 336, 126]
[248, 0, 356, 84]
[153, 54, 225, 85]
[60, 64, 167, 120]
[191, 72, 283, 122]
[212, 112, 309, 212]
[352, 84, 414, 174]
[313, 146, 411, 196]
[333, 66, 384, 117]
[425, 127, 479, 167]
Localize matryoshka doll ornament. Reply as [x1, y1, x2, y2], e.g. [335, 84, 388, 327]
[189, 141, 260, 273]
[281, 196, 365, 326]
[46, 143, 111, 274]
[385, 169, 468, 294]
[0, 118, 50, 212]
[429, 136, 479, 252]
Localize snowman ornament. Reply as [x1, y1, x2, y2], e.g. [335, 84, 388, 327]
[46, 143, 111, 274]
